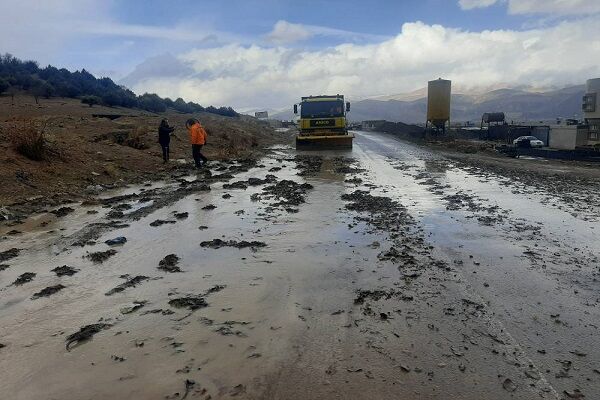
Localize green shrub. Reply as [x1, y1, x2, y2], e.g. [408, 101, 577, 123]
[81, 95, 101, 107]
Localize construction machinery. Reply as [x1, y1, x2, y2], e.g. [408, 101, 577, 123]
[293, 95, 353, 149]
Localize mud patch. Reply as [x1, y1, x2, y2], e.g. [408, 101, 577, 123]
[66, 323, 112, 351]
[150, 219, 176, 227]
[174, 212, 189, 220]
[215, 326, 247, 337]
[205, 284, 226, 295]
[295, 155, 323, 176]
[0, 248, 20, 262]
[12, 272, 36, 286]
[354, 289, 400, 305]
[333, 156, 365, 174]
[52, 265, 79, 276]
[86, 249, 117, 263]
[120, 300, 147, 314]
[223, 181, 248, 190]
[342, 190, 398, 214]
[345, 177, 363, 184]
[442, 191, 494, 213]
[105, 275, 149, 296]
[200, 239, 266, 250]
[260, 180, 314, 210]
[100, 193, 139, 206]
[247, 175, 277, 186]
[158, 254, 181, 273]
[169, 296, 208, 310]
[31, 284, 66, 299]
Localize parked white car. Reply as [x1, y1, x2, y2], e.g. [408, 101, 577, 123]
[513, 136, 544, 148]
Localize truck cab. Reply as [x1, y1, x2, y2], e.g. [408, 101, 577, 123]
[293, 95, 353, 149]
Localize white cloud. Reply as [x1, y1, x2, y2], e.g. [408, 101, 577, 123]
[508, 0, 600, 15]
[128, 19, 600, 110]
[459, 0, 499, 10]
[459, 0, 600, 14]
[266, 21, 313, 44]
[266, 20, 390, 45]
[0, 0, 108, 62]
[0, 0, 240, 69]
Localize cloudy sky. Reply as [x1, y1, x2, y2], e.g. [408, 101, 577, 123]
[1, 0, 599, 110]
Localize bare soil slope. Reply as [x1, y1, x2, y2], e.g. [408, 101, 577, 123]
[0, 96, 288, 206]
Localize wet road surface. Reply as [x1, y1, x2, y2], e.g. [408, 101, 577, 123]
[1, 131, 599, 399]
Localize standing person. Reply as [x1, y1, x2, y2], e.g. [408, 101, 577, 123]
[158, 119, 175, 163]
[186, 118, 208, 168]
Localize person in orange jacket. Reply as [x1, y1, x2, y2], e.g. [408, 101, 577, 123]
[186, 118, 208, 168]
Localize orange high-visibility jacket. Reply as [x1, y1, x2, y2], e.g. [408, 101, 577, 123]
[188, 122, 207, 145]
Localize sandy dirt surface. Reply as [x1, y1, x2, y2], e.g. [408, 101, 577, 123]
[0, 96, 284, 210]
[0, 131, 599, 399]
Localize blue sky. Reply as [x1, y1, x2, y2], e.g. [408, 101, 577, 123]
[61, 0, 525, 73]
[109, 0, 521, 39]
[1, 0, 600, 109]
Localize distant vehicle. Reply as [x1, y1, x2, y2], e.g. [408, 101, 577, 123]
[293, 94, 353, 149]
[512, 136, 544, 148]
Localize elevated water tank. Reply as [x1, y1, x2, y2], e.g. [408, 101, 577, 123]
[427, 78, 451, 129]
[583, 78, 600, 121]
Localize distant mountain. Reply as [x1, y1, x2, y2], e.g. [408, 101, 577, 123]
[272, 85, 586, 123]
[347, 85, 585, 123]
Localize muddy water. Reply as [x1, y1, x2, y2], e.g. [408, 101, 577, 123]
[0, 131, 599, 399]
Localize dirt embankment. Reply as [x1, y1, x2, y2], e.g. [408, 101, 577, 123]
[0, 96, 290, 210]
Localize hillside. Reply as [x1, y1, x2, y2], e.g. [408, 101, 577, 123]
[0, 96, 285, 207]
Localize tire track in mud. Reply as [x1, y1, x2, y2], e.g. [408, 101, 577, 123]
[0, 157, 285, 399]
[0, 145, 594, 399]
[0, 151, 324, 399]
[386, 157, 600, 293]
[336, 156, 560, 399]
[450, 157, 600, 224]
[354, 140, 598, 398]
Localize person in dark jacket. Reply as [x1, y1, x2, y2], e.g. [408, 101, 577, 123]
[158, 119, 175, 162]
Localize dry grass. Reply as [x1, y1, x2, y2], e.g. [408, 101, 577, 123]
[7, 120, 48, 161]
[124, 126, 150, 150]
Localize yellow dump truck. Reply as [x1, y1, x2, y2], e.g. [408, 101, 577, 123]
[293, 95, 353, 149]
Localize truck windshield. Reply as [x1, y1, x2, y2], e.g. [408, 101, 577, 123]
[301, 100, 344, 118]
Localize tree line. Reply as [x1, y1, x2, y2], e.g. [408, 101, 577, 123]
[0, 53, 238, 117]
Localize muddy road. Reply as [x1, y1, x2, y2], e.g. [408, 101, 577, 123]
[1, 131, 599, 400]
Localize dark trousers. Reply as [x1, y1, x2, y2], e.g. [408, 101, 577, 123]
[160, 144, 169, 162]
[192, 144, 208, 167]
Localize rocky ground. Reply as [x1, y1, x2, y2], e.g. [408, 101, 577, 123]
[0, 130, 599, 399]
